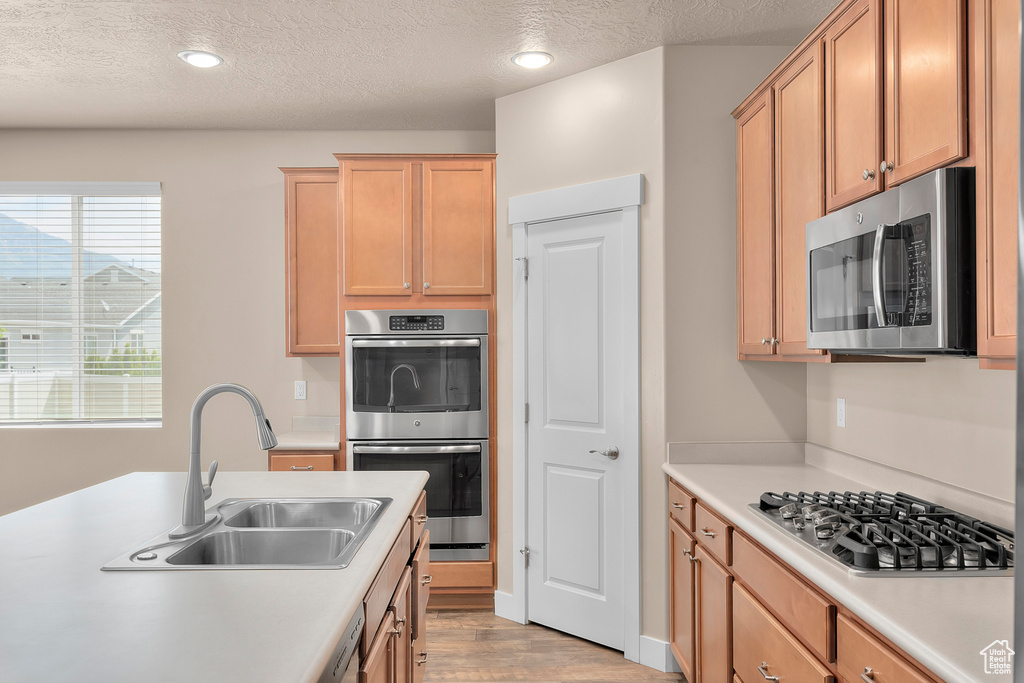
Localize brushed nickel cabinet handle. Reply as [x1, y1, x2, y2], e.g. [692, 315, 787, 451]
[861, 667, 875, 682]
[863, 168, 876, 180]
[423, 282, 431, 289]
[761, 337, 768, 345]
[416, 514, 428, 523]
[880, 160, 894, 173]
[416, 652, 429, 665]
[290, 465, 314, 471]
[403, 282, 411, 289]
[421, 575, 432, 585]
[700, 527, 716, 538]
[758, 662, 780, 681]
[671, 503, 685, 510]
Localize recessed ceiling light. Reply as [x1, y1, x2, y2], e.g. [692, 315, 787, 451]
[177, 50, 223, 68]
[512, 51, 554, 69]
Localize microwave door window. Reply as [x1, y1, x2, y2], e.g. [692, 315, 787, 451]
[351, 345, 482, 413]
[810, 233, 879, 333]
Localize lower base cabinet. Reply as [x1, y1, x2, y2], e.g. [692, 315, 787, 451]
[360, 491, 430, 683]
[668, 480, 944, 683]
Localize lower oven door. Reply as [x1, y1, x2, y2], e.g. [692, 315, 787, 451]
[349, 440, 489, 561]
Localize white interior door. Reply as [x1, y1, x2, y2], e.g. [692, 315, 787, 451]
[525, 209, 627, 650]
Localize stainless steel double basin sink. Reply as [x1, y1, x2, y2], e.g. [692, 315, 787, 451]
[103, 497, 392, 570]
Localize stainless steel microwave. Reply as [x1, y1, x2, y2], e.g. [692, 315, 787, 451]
[805, 167, 975, 354]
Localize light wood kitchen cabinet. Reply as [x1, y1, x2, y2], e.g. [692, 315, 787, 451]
[837, 614, 932, 683]
[390, 568, 413, 683]
[410, 529, 431, 642]
[669, 518, 696, 683]
[697, 544, 734, 683]
[669, 479, 695, 531]
[736, 89, 776, 357]
[825, 0, 966, 211]
[733, 583, 834, 683]
[337, 154, 495, 298]
[975, 0, 1021, 365]
[267, 451, 336, 472]
[281, 168, 340, 356]
[361, 610, 395, 683]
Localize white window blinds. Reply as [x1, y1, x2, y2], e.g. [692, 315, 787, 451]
[0, 182, 161, 425]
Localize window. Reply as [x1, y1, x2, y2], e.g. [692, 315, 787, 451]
[0, 182, 161, 425]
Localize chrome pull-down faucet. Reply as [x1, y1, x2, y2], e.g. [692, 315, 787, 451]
[387, 364, 420, 413]
[169, 383, 278, 539]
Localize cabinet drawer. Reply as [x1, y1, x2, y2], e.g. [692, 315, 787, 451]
[411, 529, 431, 642]
[733, 583, 834, 683]
[732, 532, 835, 662]
[837, 614, 932, 683]
[268, 452, 335, 471]
[668, 480, 695, 531]
[362, 519, 412, 658]
[409, 491, 427, 546]
[694, 502, 732, 565]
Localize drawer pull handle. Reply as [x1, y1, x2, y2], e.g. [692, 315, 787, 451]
[758, 662, 779, 682]
[290, 465, 315, 471]
[861, 667, 875, 682]
[700, 527, 716, 538]
[391, 624, 403, 637]
[396, 616, 407, 625]
[416, 652, 429, 665]
[421, 575, 432, 585]
[416, 514, 428, 523]
[671, 503, 685, 510]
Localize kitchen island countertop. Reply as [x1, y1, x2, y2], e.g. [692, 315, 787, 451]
[663, 460, 1013, 683]
[0, 470, 427, 683]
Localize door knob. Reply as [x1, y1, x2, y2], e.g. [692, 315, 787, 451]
[863, 168, 875, 180]
[589, 446, 619, 460]
[879, 160, 894, 173]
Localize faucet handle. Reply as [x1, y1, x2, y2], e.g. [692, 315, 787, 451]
[203, 460, 218, 500]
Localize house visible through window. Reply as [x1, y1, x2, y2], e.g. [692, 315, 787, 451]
[0, 182, 161, 425]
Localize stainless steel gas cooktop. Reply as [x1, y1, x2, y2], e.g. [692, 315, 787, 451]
[750, 490, 1014, 576]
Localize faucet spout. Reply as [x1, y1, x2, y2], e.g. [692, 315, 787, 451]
[387, 364, 420, 413]
[169, 383, 278, 538]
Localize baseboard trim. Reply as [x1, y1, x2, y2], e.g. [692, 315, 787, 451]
[639, 636, 682, 673]
[493, 590, 526, 623]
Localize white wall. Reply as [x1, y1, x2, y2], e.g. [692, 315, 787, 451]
[0, 129, 494, 515]
[495, 45, 802, 642]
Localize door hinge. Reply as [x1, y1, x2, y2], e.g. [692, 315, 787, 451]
[516, 256, 529, 279]
[520, 546, 530, 567]
[524, 403, 529, 423]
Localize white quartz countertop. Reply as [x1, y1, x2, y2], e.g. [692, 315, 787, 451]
[663, 461, 1013, 683]
[0, 470, 427, 683]
[271, 430, 341, 450]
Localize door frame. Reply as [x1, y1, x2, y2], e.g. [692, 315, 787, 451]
[507, 174, 643, 663]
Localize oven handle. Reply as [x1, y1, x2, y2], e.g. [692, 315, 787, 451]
[352, 444, 482, 454]
[872, 223, 889, 328]
[351, 339, 480, 348]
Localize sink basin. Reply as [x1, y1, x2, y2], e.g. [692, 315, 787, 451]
[222, 499, 383, 528]
[167, 529, 356, 566]
[102, 496, 392, 570]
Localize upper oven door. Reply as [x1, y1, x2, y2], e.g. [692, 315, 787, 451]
[346, 337, 489, 439]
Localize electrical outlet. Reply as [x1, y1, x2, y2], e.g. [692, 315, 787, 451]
[836, 398, 846, 427]
[294, 380, 307, 400]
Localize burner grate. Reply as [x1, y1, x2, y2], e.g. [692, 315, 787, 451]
[754, 490, 1014, 574]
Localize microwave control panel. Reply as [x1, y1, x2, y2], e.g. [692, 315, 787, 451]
[389, 315, 444, 331]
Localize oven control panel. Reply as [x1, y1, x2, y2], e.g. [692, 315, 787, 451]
[389, 315, 444, 331]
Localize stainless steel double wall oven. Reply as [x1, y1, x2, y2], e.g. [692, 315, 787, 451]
[345, 309, 489, 561]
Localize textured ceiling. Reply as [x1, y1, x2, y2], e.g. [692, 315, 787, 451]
[0, 0, 837, 130]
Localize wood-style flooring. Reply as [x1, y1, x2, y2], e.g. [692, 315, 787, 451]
[422, 609, 685, 683]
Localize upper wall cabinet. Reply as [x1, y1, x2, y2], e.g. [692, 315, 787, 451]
[282, 168, 340, 356]
[337, 154, 496, 297]
[736, 43, 826, 360]
[825, 0, 966, 211]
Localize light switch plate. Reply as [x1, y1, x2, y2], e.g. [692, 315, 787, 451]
[836, 398, 846, 427]
[295, 380, 307, 400]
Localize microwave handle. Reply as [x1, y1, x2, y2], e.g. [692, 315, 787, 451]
[352, 444, 482, 454]
[351, 339, 481, 348]
[872, 224, 889, 327]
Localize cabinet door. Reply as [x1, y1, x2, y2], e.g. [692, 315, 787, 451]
[737, 90, 776, 357]
[669, 518, 696, 682]
[391, 568, 413, 683]
[421, 160, 494, 296]
[883, 0, 966, 186]
[411, 529, 430, 642]
[285, 170, 340, 355]
[825, 0, 884, 211]
[696, 544, 733, 683]
[341, 160, 414, 296]
[360, 610, 394, 683]
[976, 0, 1020, 361]
[411, 636, 427, 683]
[774, 42, 827, 358]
